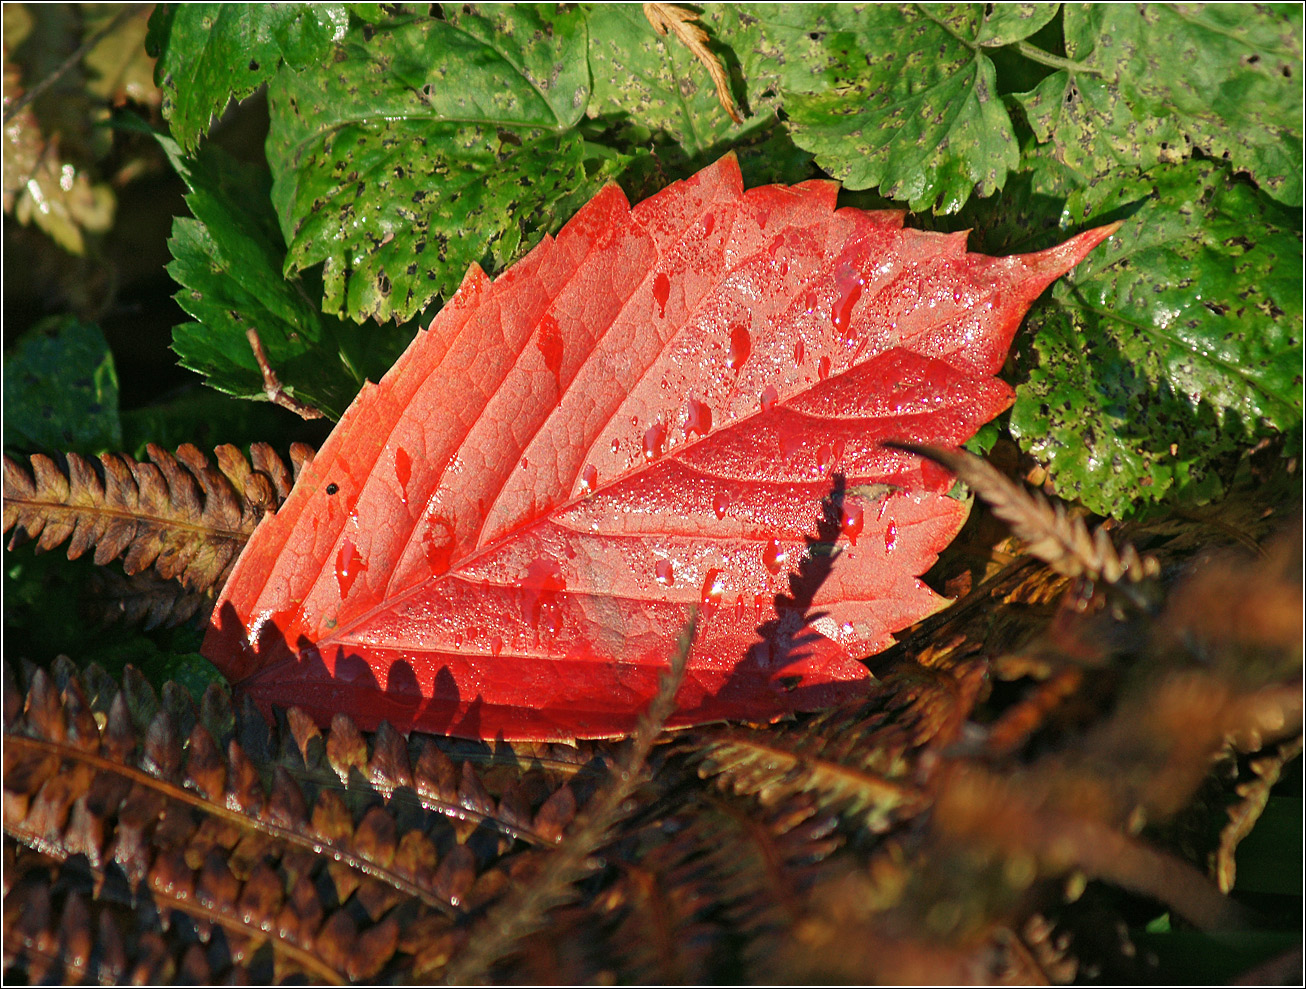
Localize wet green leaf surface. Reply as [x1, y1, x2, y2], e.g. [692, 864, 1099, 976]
[1011, 161, 1304, 515]
[165, 137, 410, 420]
[267, 6, 605, 323]
[1017, 4, 1304, 208]
[147, 2, 349, 152]
[779, 4, 1035, 212]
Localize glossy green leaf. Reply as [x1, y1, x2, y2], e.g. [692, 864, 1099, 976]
[1010, 161, 1304, 515]
[779, 4, 1031, 212]
[583, 3, 814, 188]
[147, 3, 349, 152]
[164, 137, 410, 420]
[1016, 4, 1304, 207]
[267, 6, 607, 324]
[3, 317, 121, 455]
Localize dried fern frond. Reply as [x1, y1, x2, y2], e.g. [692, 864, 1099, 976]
[1, 659, 591, 983]
[440, 616, 698, 984]
[690, 658, 983, 838]
[888, 443, 1160, 587]
[85, 567, 215, 628]
[3, 442, 311, 596]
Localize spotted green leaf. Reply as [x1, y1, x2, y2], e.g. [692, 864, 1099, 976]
[164, 137, 409, 420]
[583, 3, 814, 188]
[779, 3, 1036, 212]
[1016, 4, 1304, 208]
[146, 3, 350, 152]
[1010, 161, 1303, 515]
[267, 6, 607, 324]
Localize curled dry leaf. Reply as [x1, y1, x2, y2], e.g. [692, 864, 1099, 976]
[205, 153, 1117, 740]
[643, 2, 745, 124]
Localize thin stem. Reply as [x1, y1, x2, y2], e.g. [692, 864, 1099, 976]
[1015, 40, 1102, 76]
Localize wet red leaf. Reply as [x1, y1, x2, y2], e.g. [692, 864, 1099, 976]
[203, 155, 1115, 740]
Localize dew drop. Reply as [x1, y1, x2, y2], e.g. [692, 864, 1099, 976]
[817, 355, 831, 380]
[703, 213, 715, 236]
[394, 447, 411, 506]
[700, 568, 724, 608]
[643, 422, 667, 460]
[712, 490, 730, 520]
[832, 262, 865, 337]
[761, 538, 784, 575]
[520, 457, 529, 470]
[885, 519, 898, 552]
[840, 502, 864, 545]
[759, 384, 779, 412]
[804, 289, 817, 312]
[655, 558, 675, 586]
[611, 437, 620, 454]
[727, 323, 752, 370]
[686, 396, 712, 438]
[580, 463, 598, 494]
[793, 338, 804, 365]
[335, 537, 368, 598]
[490, 636, 504, 658]
[536, 312, 564, 394]
[520, 558, 566, 637]
[653, 272, 670, 318]
[733, 595, 745, 621]
[453, 630, 463, 648]
[816, 443, 832, 474]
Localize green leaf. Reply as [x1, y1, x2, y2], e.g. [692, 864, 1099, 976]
[1010, 161, 1304, 516]
[147, 2, 350, 152]
[779, 4, 1030, 212]
[584, 3, 815, 188]
[974, 3, 1059, 48]
[3, 317, 122, 455]
[267, 6, 607, 323]
[163, 134, 410, 420]
[1016, 4, 1304, 207]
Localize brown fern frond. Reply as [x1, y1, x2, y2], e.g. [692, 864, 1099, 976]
[3, 442, 311, 596]
[1, 660, 592, 983]
[643, 3, 744, 123]
[691, 658, 984, 837]
[1216, 736, 1303, 894]
[888, 443, 1160, 587]
[439, 616, 698, 984]
[84, 568, 214, 628]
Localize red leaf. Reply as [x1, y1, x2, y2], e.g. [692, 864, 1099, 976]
[204, 155, 1116, 740]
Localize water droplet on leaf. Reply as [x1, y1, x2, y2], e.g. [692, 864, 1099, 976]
[336, 537, 368, 597]
[728, 323, 752, 370]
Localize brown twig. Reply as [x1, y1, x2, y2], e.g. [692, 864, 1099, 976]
[245, 327, 324, 420]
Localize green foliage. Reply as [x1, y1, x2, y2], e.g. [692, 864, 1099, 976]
[162, 134, 411, 419]
[2, 318, 121, 454]
[1010, 161, 1303, 515]
[781, 4, 1034, 212]
[146, 3, 350, 152]
[1017, 3, 1304, 208]
[266, 5, 610, 323]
